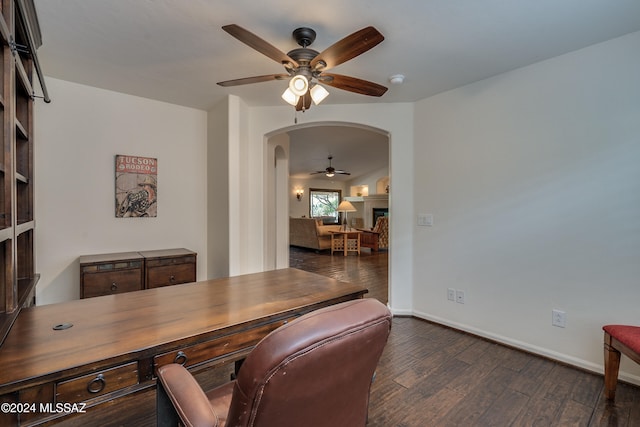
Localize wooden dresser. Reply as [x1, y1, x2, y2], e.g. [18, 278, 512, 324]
[0, 269, 367, 426]
[79, 248, 196, 298]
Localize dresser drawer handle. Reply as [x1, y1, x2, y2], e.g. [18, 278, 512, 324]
[174, 351, 188, 366]
[170, 275, 175, 282]
[111, 282, 118, 291]
[87, 374, 106, 394]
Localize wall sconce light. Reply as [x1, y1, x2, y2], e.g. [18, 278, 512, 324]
[296, 189, 304, 201]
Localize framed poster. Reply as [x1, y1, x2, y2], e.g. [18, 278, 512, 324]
[115, 155, 158, 217]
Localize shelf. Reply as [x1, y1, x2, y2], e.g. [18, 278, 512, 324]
[0, 227, 11, 242]
[0, 0, 38, 347]
[344, 196, 364, 202]
[16, 220, 34, 235]
[15, 117, 27, 139]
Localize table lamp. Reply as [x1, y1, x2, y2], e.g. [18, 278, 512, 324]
[337, 200, 357, 231]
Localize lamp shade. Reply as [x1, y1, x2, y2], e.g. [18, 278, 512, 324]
[281, 88, 299, 106]
[289, 75, 309, 96]
[337, 201, 357, 212]
[310, 84, 329, 105]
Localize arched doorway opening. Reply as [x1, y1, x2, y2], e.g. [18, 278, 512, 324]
[264, 121, 390, 297]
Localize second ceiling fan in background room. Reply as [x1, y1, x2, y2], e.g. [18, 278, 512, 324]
[217, 24, 388, 112]
[310, 156, 350, 177]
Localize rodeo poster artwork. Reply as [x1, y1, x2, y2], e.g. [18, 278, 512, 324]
[115, 155, 158, 218]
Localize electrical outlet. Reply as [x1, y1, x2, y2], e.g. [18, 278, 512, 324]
[552, 309, 567, 328]
[447, 288, 455, 301]
[456, 290, 465, 304]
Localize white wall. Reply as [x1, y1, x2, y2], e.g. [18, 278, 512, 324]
[35, 78, 208, 304]
[413, 31, 640, 383]
[207, 97, 230, 279]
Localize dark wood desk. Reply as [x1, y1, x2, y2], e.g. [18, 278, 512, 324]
[0, 268, 367, 426]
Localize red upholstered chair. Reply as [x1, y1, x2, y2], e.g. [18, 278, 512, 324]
[156, 298, 392, 427]
[602, 324, 640, 400]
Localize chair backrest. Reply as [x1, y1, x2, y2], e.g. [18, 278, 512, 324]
[225, 298, 392, 427]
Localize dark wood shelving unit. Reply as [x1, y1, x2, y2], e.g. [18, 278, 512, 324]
[0, 0, 40, 346]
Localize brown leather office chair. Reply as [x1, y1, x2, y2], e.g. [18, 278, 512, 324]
[156, 298, 392, 427]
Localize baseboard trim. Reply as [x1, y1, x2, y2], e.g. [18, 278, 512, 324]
[408, 309, 640, 388]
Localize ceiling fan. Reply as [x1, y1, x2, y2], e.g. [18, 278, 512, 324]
[217, 24, 388, 111]
[310, 156, 350, 177]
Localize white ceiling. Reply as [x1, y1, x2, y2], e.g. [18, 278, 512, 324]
[33, 0, 640, 181]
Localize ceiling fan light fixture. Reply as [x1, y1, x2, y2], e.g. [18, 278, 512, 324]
[310, 84, 329, 105]
[289, 75, 309, 96]
[281, 88, 299, 106]
[325, 172, 335, 178]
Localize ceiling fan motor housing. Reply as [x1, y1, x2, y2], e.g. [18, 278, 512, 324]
[292, 27, 316, 48]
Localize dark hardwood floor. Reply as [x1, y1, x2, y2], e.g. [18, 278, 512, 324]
[289, 246, 640, 427]
[289, 246, 389, 304]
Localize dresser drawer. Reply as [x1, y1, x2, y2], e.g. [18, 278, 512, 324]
[146, 261, 196, 289]
[154, 319, 292, 371]
[82, 268, 143, 298]
[56, 362, 139, 403]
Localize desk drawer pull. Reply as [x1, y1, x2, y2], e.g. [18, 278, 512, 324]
[87, 374, 106, 394]
[170, 275, 175, 282]
[111, 283, 118, 291]
[174, 351, 188, 366]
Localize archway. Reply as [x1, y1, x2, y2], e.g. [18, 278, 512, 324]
[264, 121, 390, 282]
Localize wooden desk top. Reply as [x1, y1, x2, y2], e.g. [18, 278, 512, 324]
[0, 268, 367, 393]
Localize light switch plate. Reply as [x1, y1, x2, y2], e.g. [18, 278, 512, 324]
[417, 214, 433, 226]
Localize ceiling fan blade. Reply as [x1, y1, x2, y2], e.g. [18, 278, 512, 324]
[310, 26, 384, 71]
[319, 73, 388, 97]
[310, 171, 326, 175]
[217, 74, 289, 87]
[295, 91, 312, 111]
[335, 171, 351, 175]
[222, 24, 298, 68]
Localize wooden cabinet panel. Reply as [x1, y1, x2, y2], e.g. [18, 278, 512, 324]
[79, 253, 144, 299]
[141, 249, 196, 289]
[146, 262, 195, 289]
[82, 268, 143, 298]
[80, 249, 197, 297]
[56, 362, 139, 403]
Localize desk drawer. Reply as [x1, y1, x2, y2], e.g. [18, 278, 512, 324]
[56, 362, 139, 403]
[154, 319, 291, 371]
[82, 269, 143, 298]
[146, 262, 195, 289]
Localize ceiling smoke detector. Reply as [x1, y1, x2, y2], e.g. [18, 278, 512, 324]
[389, 74, 405, 85]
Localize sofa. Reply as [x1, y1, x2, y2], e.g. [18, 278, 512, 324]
[289, 217, 342, 251]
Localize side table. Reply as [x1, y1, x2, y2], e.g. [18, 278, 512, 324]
[329, 230, 362, 256]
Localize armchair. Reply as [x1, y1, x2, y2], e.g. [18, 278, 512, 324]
[156, 298, 392, 427]
[358, 216, 389, 251]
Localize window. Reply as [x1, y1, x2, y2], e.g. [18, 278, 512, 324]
[309, 188, 342, 224]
